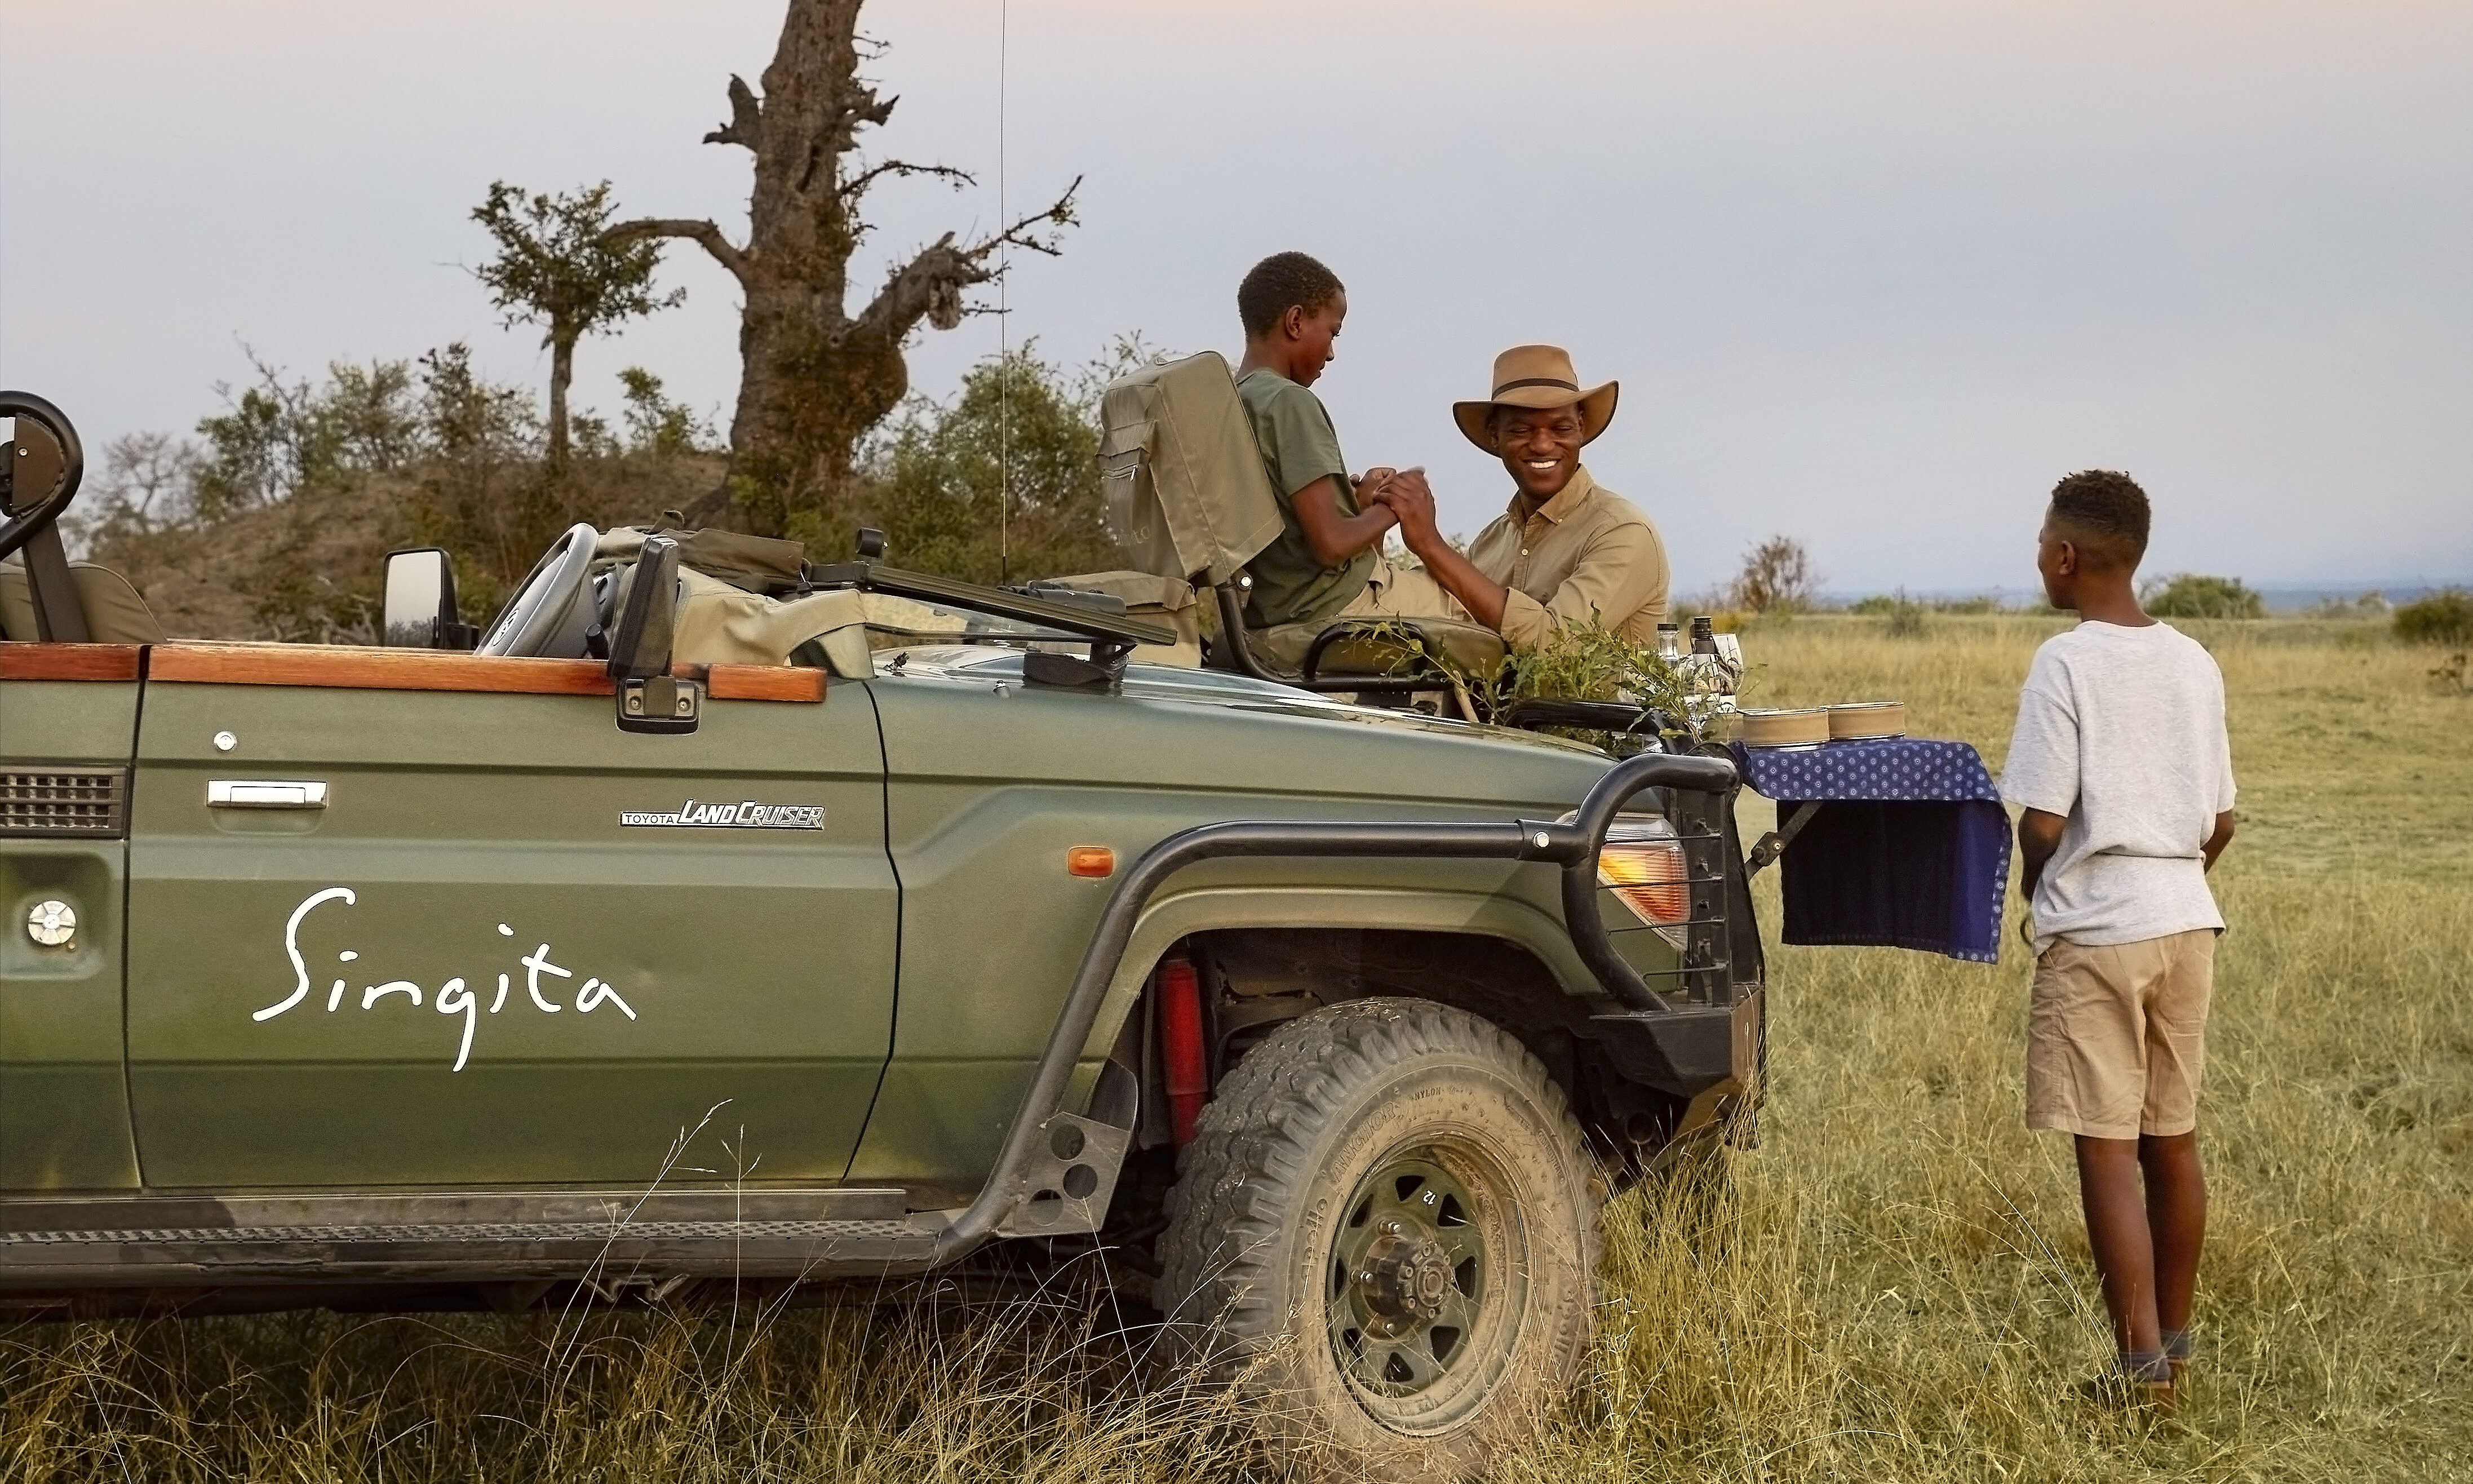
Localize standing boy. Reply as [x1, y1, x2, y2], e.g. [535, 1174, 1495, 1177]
[2000, 470, 2237, 1407]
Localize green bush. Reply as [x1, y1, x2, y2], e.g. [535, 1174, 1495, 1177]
[1849, 591, 1931, 635]
[2305, 590, 2391, 620]
[2146, 573, 2266, 620]
[1849, 592, 2008, 618]
[2394, 588, 2473, 646]
[792, 339, 1149, 586]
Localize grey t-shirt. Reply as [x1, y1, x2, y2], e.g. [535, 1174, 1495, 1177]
[1999, 621, 2236, 955]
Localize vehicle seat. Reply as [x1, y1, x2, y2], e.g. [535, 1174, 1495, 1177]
[0, 554, 167, 644]
[1252, 614, 1505, 679]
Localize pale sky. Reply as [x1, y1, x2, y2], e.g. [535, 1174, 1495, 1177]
[5, 1, 2468, 593]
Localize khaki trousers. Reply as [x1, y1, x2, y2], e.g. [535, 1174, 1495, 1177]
[1253, 556, 1481, 670]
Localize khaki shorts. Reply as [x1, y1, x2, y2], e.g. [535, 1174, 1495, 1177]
[2026, 929, 2216, 1140]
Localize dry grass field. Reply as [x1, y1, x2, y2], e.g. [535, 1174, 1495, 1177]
[5, 615, 2468, 1482]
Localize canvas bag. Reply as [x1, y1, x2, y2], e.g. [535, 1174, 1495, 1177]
[594, 525, 806, 593]
[588, 529, 876, 677]
[1040, 568, 1203, 666]
[1097, 351, 1284, 586]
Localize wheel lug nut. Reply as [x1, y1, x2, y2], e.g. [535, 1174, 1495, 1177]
[1386, 1221, 1402, 1234]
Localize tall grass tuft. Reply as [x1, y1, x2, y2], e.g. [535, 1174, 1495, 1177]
[2, 1275, 1266, 1482]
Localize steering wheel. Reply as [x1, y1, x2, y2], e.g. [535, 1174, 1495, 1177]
[1, 391, 85, 562]
[477, 522, 602, 658]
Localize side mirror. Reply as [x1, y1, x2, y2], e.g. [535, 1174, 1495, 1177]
[382, 547, 479, 649]
[608, 533, 701, 735]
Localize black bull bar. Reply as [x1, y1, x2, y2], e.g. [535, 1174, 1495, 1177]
[937, 750, 1744, 1261]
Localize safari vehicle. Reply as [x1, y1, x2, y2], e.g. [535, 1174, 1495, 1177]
[2, 388, 1762, 1481]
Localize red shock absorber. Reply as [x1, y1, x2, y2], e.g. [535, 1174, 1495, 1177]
[1155, 955, 1208, 1148]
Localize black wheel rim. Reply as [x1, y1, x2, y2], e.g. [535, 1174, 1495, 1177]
[1326, 1153, 1491, 1405]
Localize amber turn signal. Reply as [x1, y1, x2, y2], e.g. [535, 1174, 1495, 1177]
[1066, 845, 1116, 878]
[1598, 840, 1688, 925]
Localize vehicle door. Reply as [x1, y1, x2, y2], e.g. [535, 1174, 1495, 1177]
[122, 648, 897, 1190]
[1, 647, 144, 1193]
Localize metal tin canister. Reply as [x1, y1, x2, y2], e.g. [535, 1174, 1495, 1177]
[1826, 701, 1907, 739]
[1738, 707, 1831, 748]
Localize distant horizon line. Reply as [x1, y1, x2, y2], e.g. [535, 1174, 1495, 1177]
[1821, 579, 2464, 596]
[1797, 580, 2465, 614]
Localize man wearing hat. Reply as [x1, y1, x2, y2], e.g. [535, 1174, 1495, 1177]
[1379, 345, 1670, 647]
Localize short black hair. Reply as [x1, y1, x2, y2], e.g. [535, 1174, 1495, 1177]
[1238, 252, 1344, 338]
[2047, 469, 2151, 571]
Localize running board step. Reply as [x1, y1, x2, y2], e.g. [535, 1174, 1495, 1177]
[0, 1217, 951, 1286]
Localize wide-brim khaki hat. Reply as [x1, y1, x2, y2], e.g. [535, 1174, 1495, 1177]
[1452, 344, 1619, 452]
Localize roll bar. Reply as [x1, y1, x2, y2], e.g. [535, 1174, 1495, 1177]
[1, 392, 92, 643]
[0, 392, 83, 563]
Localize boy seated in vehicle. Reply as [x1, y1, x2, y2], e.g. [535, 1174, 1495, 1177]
[1230, 252, 1462, 662]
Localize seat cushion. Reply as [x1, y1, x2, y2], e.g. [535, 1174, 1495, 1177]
[0, 557, 167, 644]
[1252, 615, 1506, 679]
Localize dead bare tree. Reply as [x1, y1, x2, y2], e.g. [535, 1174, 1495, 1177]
[605, 0, 1078, 536]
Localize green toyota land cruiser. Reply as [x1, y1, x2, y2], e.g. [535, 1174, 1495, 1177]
[2, 391, 1761, 1482]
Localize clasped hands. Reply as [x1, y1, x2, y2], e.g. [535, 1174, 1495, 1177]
[1357, 466, 1443, 553]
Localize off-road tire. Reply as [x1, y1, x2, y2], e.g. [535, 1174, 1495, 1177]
[1155, 998, 1603, 1482]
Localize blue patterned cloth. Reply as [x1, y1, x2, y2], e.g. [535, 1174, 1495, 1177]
[1728, 738, 2012, 963]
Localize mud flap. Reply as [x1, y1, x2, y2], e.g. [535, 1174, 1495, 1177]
[992, 1112, 1132, 1237]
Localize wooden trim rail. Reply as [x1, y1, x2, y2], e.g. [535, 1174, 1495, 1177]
[0, 642, 145, 683]
[1, 641, 825, 702]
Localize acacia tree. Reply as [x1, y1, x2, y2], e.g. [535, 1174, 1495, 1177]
[472, 180, 681, 469]
[604, 0, 1078, 537]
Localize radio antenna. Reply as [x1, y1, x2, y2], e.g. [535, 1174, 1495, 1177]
[996, 0, 1011, 586]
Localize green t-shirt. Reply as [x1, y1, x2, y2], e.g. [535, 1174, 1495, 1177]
[1234, 367, 1376, 629]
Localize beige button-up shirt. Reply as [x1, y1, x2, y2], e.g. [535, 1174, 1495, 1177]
[1466, 466, 1670, 648]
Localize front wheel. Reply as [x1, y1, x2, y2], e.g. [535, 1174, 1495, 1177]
[1155, 998, 1602, 1482]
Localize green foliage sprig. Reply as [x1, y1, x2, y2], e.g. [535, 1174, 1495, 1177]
[1354, 615, 1703, 749]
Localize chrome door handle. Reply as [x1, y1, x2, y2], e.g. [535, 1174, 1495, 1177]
[207, 780, 329, 809]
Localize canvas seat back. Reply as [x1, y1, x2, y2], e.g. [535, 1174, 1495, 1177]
[1097, 352, 1283, 587]
[0, 554, 166, 644]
